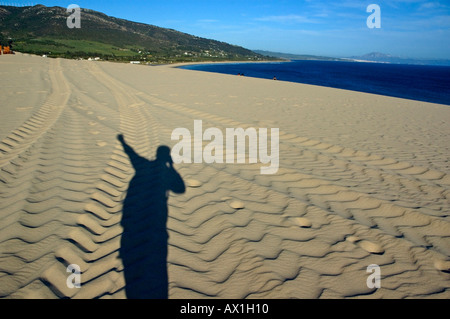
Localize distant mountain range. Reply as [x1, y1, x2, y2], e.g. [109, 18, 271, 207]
[350, 52, 450, 66]
[0, 5, 268, 63]
[254, 50, 347, 62]
[258, 50, 450, 67]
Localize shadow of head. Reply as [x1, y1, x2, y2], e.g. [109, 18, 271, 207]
[156, 145, 171, 163]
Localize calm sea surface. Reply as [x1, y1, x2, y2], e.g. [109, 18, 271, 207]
[179, 60, 450, 105]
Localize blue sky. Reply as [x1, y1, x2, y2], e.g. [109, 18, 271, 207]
[4, 0, 450, 59]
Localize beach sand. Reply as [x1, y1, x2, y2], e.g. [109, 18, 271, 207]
[0, 53, 449, 299]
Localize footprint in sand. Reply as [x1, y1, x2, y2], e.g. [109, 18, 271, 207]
[229, 200, 245, 210]
[293, 217, 312, 228]
[358, 240, 384, 254]
[434, 260, 450, 273]
[96, 141, 107, 147]
[186, 179, 202, 188]
[347, 236, 384, 254]
[346, 236, 361, 243]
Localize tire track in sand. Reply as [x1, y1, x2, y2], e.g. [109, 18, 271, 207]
[36, 61, 166, 298]
[0, 59, 69, 167]
[2, 59, 447, 299]
[81, 64, 448, 297]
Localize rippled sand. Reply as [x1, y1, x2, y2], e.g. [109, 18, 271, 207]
[0, 53, 449, 299]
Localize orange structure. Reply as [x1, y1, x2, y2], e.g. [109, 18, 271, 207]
[0, 45, 2, 55]
[3, 46, 11, 54]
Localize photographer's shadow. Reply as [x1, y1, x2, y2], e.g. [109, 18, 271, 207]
[117, 134, 185, 299]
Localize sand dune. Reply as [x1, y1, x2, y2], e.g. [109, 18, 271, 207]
[0, 53, 449, 299]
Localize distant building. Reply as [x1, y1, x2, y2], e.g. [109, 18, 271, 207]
[130, 61, 141, 64]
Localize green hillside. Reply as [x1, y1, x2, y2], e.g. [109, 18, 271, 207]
[0, 5, 269, 63]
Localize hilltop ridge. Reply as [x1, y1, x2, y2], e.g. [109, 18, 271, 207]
[0, 4, 267, 63]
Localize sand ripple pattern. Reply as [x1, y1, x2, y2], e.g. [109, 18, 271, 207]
[0, 56, 449, 298]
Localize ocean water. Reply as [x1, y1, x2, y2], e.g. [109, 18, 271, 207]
[179, 60, 450, 106]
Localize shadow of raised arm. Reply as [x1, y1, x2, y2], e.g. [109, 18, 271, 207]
[117, 134, 147, 170]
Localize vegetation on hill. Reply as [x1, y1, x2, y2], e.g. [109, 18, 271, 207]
[0, 5, 271, 63]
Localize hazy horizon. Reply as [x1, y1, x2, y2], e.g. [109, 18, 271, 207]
[2, 0, 450, 60]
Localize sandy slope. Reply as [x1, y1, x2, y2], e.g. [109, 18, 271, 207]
[0, 53, 449, 299]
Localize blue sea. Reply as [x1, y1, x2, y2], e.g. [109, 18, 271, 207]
[179, 60, 450, 106]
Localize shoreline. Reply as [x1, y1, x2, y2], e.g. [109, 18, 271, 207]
[172, 59, 450, 106]
[168, 59, 288, 68]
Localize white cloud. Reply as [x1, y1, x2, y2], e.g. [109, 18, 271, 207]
[197, 19, 219, 23]
[418, 1, 450, 11]
[255, 14, 319, 24]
